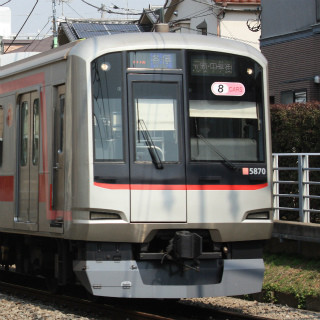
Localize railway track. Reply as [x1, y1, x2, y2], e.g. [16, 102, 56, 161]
[0, 271, 275, 320]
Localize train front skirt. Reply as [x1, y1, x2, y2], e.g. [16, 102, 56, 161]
[73, 258, 264, 298]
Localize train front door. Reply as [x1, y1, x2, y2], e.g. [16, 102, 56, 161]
[17, 92, 40, 227]
[128, 74, 186, 222]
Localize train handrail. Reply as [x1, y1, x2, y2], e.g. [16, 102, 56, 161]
[272, 153, 320, 224]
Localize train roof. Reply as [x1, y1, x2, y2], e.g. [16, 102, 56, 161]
[0, 33, 267, 79]
[70, 33, 267, 66]
[0, 41, 78, 79]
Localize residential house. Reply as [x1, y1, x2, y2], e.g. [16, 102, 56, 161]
[260, 0, 320, 103]
[140, 0, 261, 50]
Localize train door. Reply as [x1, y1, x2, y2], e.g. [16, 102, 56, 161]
[127, 74, 186, 222]
[17, 92, 40, 227]
[52, 85, 66, 211]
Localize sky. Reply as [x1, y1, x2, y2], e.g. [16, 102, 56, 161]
[1, 0, 165, 37]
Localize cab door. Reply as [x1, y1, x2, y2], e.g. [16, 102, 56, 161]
[128, 74, 186, 222]
[17, 92, 40, 228]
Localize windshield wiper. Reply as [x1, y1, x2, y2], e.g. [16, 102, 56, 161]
[196, 134, 238, 171]
[138, 119, 163, 170]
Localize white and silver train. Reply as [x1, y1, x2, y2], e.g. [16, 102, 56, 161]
[0, 33, 272, 298]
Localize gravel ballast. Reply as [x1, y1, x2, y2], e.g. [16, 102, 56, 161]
[1, 291, 320, 319]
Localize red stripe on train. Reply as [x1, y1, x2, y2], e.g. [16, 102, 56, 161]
[94, 182, 268, 191]
[0, 176, 14, 201]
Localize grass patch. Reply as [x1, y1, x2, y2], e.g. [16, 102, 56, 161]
[263, 253, 320, 308]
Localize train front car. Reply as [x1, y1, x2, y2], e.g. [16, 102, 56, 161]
[70, 33, 273, 298]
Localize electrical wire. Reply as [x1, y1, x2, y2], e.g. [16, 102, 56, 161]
[178, 25, 259, 46]
[164, 0, 185, 9]
[0, 0, 12, 6]
[110, 3, 140, 14]
[80, 0, 169, 17]
[22, 18, 51, 52]
[80, 0, 98, 10]
[80, 0, 141, 15]
[65, 1, 85, 18]
[169, 7, 216, 24]
[4, 0, 39, 53]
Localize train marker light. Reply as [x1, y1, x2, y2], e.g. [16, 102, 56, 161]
[100, 62, 111, 72]
[247, 68, 253, 75]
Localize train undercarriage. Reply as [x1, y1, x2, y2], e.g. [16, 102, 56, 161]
[0, 230, 265, 298]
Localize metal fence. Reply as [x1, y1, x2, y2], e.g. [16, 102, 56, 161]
[273, 153, 320, 224]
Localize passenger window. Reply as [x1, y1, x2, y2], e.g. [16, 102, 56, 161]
[0, 106, 3, 167]
[20, 102, 29, 166]
[32, 99, 40, 165]
[91, 52, 123, 161]
[58, 94, 65, 153]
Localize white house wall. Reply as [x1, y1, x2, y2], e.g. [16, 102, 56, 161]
[220, 11, 261, 50]
[166, 0, 261, 51]
[168, 0, 218, 35]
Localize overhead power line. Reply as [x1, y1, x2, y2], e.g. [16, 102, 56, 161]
[0, 0, 12, 6]
[22, 18, 51, 52]
[178, 25, 259, 46]
[4, 0, 39, 53]
[80, 0, 167, 17]
[64, 1, 85, 18]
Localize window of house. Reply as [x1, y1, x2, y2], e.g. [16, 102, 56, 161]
[0, 106, 3, 166]
[316, 0, 320, 22]
[280, 91, 293, 104]
[280, 90, 307, 104]
[270, 96, 275, 104]
[294, 90, 307, 103]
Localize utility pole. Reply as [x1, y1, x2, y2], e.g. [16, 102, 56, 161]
[100, 4, 106, 19]
[52, 0, 58, 48]
[0, 36, 4, 55]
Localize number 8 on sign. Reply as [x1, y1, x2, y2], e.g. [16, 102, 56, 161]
[211, 82, 245, 96]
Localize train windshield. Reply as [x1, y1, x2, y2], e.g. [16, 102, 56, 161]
[133, 82, 179, 164]
[91, 50, 265, 165]
[187, 51, 265, 163]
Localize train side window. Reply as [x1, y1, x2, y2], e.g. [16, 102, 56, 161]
[32, 98, 40, 165]
[91, 52, 123, 161]
[0, 105, 3, 167]
[20, 102, 29, 167]
[58, 94, 65, 153]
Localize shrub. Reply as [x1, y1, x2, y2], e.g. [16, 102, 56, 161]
[270, 102, 320, 153]
[270, 102, 320, 223]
